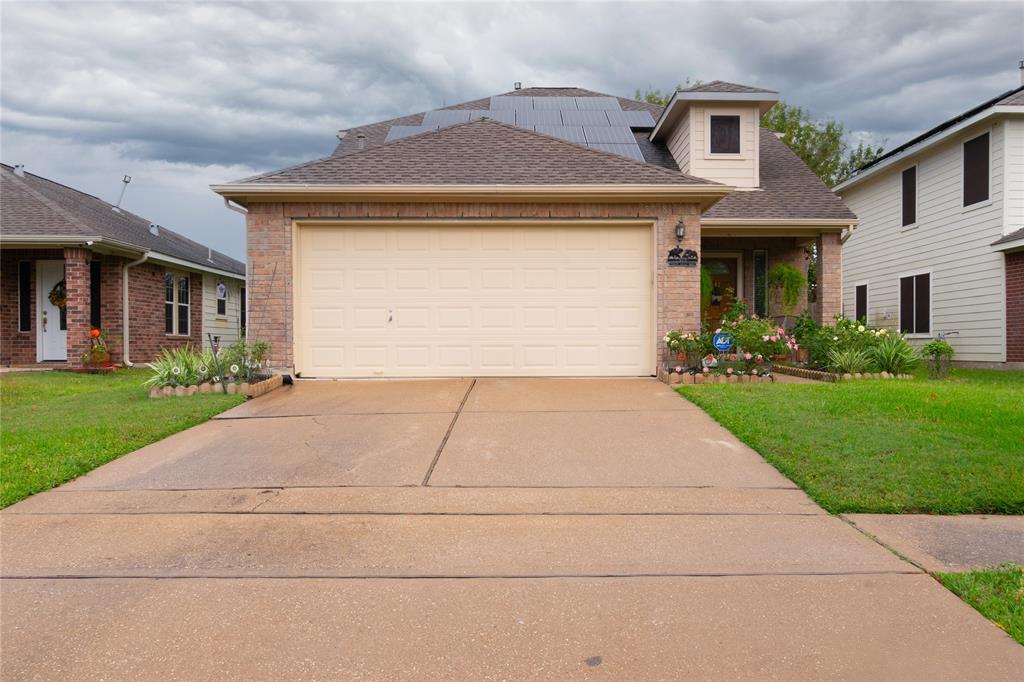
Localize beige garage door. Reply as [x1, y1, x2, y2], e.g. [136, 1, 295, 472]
[295, 224, 653, 377]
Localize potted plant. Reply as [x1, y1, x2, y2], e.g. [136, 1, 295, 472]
[81, 328, 113, 372]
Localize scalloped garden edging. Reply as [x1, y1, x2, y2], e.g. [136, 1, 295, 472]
[657, 366, 774, 386]
[772, 364, 914, 382]
[148, 373, 283, 399]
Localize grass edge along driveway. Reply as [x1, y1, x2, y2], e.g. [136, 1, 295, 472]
[677, 368, 1024, 515]
[937, 564, 1024, 646]
[0, 368, 244, 508]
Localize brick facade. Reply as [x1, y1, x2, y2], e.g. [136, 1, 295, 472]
[1007, 251, 1024, 363]
[1, 248, 203, 367]
[816, 232, 843, 324]
[246, 201, 703, 371]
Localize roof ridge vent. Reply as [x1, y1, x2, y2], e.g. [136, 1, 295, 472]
[13, 164, 25, 178]
[149, 223, 159, 236]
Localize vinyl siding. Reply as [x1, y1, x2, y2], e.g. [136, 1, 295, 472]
[666, 105, 759, 187]
[840, 119, 1009, 362]
[201, 272, 244, 347]
[1005, 117, 1024, 233]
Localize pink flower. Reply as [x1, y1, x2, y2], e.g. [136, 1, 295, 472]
[674, 366, 683, 373]
[793, 343, 799, 350]
[715, 328, 722, 334]
[744, 353, 753, 360]
[726, 367, 734, 375]
[770, 335, 779, 342]
[762, 335, 770, 342]
[702, 367, 709, 373]
[777, 328, 785, 335]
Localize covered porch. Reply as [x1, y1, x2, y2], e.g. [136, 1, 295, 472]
[699, 223, 844, 329]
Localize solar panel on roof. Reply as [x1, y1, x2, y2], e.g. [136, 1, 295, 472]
[490, 96, 532, 110]
[583, 126, 637, 144]
[531, 96, 578, 110]
[575, 97, 621, 111]
[534, 125, 588, 144]
[588, 143, 646, 162]
[384, 125, 433, 142]
[422, 110, 472, 128]
[560, 110, 610, 126]
[605, 110, 656, 128]
[469, 109, 515, 123]
[515, 109, 563, 127]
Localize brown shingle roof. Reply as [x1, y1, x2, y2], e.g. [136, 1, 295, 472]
[997, 86, 1024, 106]
[704, 130, 857, 221]
[1, 164, 245, 275]
[682, 80, 777, 94]
[239, 119, 714, 186]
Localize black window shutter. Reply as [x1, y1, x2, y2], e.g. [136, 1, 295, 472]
[18, 262, 32, 331]
[89, 261, 102, 328]
[963, 133, 989, 206]
[901, 167, 917, 226]
[914, 274, 930, 334]
[855, 284, 867, 322]
[710, 116, 740, 154]
[899, 276, 914, 333]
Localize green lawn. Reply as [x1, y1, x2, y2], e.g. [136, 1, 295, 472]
[0, 369, 244, 508]
[937, 564, 1024, 646]
[678, 368, 1024, 514]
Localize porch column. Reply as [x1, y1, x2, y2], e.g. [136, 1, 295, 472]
[815, 232, 842, 324]
[656, 204, 702, 365]
[64, 247, 91, 369]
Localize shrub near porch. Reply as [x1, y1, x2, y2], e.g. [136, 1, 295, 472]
[678, 368, 1024, 515]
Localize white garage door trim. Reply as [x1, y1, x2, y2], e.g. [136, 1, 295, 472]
[293, 219, 656, 378]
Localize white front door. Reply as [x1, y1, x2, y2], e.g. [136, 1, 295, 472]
[295, 224, 654, 378]
[37, 260, 68, 361]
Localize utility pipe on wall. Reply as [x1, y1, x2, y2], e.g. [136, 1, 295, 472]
[122, 252, 149, 366]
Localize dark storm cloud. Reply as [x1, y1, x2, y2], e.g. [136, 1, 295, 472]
[2, 1, 1021, 258]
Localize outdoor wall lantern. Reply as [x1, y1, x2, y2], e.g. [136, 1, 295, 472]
[675, 220, 686, 242]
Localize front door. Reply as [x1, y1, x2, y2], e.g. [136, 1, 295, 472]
[37, 260, 67, 361]
[703, 255, 739, 330]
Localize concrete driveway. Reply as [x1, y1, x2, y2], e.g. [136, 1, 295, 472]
[2, 378, 1021, 679]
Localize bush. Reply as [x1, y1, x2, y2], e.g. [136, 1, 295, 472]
[922, 340, 955, 378]
[221, 340, 270, 383]
[827, 347, 872, 374]
[791, 313, 819, 344]
[802, 316, 892, 370]
[871, 335, 919, 374]
[726, 317, 797, 358]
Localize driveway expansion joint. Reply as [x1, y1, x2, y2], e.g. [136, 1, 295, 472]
[422, 378, 476, 486]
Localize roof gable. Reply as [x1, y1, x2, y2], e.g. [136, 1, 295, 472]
[682, 80, 777, 94]
[0, 165, 245, 275]
[236, 119, 715, 186]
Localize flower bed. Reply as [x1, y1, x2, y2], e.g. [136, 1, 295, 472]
[772, 364, 914, 383]
[144, 340, 282, 400]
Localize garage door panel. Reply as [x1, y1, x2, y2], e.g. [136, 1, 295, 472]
[297, 225, 652, 377]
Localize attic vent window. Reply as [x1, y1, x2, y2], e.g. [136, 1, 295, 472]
[710, 115, 741, 154]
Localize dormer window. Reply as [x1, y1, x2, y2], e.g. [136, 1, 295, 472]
[710, 115, 741, 154]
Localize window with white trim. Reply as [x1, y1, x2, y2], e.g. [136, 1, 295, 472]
[709, 115, 741, 154]
[216, 281, 227, 317]
[165, 271, 190, 335]
[899, 273, 930, 335]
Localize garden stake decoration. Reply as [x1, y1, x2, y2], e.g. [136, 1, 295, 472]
[207, 333, 228, 395]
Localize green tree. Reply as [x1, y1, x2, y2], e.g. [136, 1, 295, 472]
[761, 101, 884, 187]
[635, 79, 703, 107]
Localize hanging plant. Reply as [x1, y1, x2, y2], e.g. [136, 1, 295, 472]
[48, 280, 67, 309]
[767, 263, 806, 327]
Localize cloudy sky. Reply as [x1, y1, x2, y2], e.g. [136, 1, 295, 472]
[2, 1, 1021, 259]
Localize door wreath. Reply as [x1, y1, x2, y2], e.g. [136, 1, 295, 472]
[48, 279, 67, 309]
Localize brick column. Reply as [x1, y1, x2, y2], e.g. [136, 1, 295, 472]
[656, 203, 702, 365]
[63, 247, 91, 369]
[246, 203, 293, 370]
[1006, 252, 1024, 363]
[815, 232, 842, 324]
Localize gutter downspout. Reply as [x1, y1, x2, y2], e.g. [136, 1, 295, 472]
[223, 197, 248, 215]
[122, 252, 149, 366]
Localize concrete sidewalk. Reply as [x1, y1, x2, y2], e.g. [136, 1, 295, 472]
[2, 378, 1022, 680]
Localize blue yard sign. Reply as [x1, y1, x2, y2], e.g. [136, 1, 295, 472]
[712, 332, 734, 352]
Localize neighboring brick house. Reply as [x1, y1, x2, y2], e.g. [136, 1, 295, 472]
[1, 164, 245, 369]
[212, 82, 857, 378]
[835, 81, 1024, 367]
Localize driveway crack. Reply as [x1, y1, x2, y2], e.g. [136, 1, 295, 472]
[421, 378, 476, 486]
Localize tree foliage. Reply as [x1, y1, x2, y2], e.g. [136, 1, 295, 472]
[761, 101, 884, 187]
[632, 85, 884, 187]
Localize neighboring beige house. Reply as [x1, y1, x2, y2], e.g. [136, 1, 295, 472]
[212, 82, 856, 378]
[835, 79, 1024, 366]
[202, 273, 245, 347]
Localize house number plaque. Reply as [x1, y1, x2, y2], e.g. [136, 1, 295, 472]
[667, 247, 698, 267]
